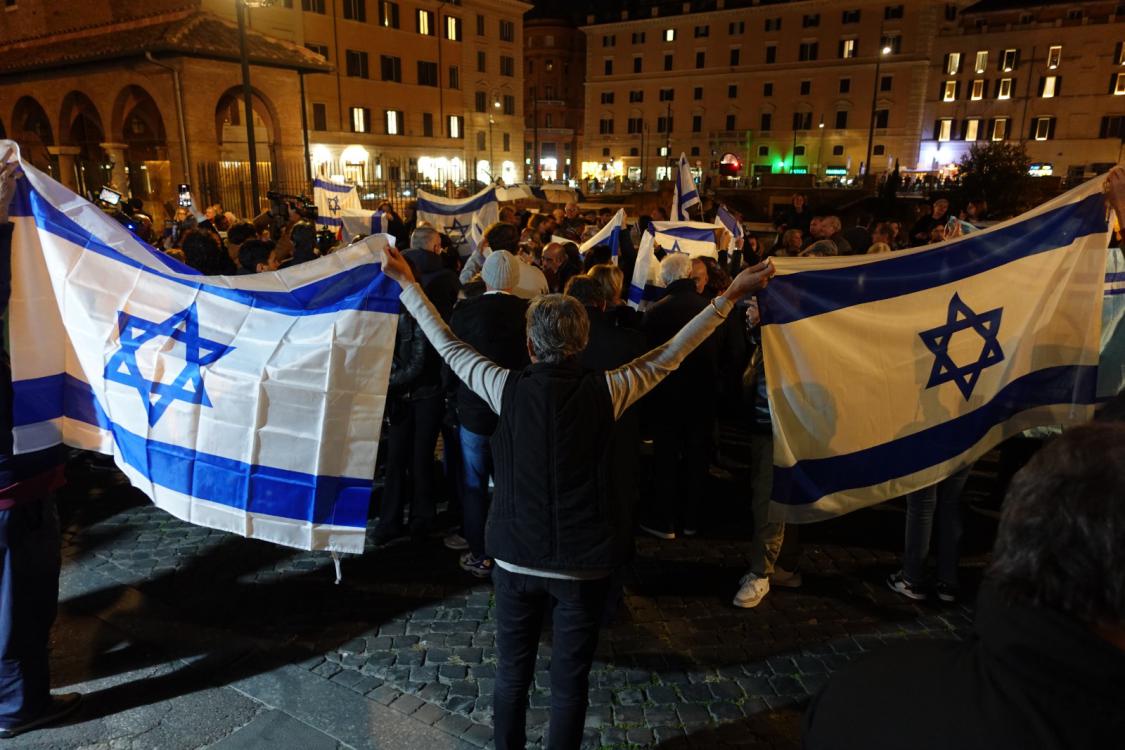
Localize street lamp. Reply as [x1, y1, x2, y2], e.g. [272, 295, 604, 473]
[864, 43, 893, 186]
[236, 0, 273, 213]
[488, 95, 500, 184]
[817, 115, 826, 181]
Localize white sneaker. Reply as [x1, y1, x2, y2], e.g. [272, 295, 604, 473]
[733, 573, 770, 608]
[770, 566, 803, 588]
[443, 533, 469, 551]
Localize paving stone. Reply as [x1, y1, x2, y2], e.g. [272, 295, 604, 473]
[388, 694, 424, 715]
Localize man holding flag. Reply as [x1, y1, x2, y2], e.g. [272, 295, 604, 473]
[671, 153, 701, 221]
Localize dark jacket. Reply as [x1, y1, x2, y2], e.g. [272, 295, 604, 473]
[642, 279, 716, 405]
[803, 585, 1125, 750]
[909, 213, 946, 246]
[403, 248, 460, 400]
[486, 362, 631, 571]
[0, 223, 67, 508]
[449, 293, 530, 435]
[387, 310, 426, 397]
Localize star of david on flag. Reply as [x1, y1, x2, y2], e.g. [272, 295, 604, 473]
[444, 217, 470, 250]
[757, 174, 1110, 525]
[416, 186, 498, 257]
[104, 304, 233, 426]
[919, 293, 1004, 400]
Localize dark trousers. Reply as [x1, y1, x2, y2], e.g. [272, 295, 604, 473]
[0, 498, 61, 729]
[376, 395, 444, 539]
[492, 566, 610, 750]
[648, 408, 712, 532]
[458, 426, 492, 559]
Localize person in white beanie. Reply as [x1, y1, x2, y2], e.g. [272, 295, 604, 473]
[447, 248, 531, 576]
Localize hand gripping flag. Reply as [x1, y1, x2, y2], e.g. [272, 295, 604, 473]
[313, 177, 382, 240]
[7, 145, 400, 553]
[715, 205, 744, 252]
[416, 186, 498, 257]
[671, 153, 701, 221]
[758, 174, 1111, 524]
[627, 220, 718, 309]
[579, 208, 626, 260]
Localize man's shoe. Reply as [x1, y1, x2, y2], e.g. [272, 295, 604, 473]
[770, 566, 803, 588]
[0, 693, 82, 739]
[682, 527, 698, 537]
[935, 581, 958, 604]
[639, 524, 676, 540]
[886, 570, 927, 601]
[459, 552, 493, 578]
[733, 573, 770, 608]
[443, 533, 469, 551]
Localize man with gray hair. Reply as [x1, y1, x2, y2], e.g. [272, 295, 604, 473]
[380, 244, 774, 750]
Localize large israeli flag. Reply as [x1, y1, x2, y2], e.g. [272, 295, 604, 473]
[671, 153, 700, 221]
[7, 145, 399, 553]
[579, 208, 626, 260]
[416, 186, 498, 257]
[313, 177, 382, 239]
[627, 220, 718, 309]
[760, 175, 1111, 523]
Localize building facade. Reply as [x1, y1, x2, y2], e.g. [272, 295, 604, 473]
[580, 0, 950, 185]
[523, 16, 586, 183]
[223, 0, 531, 189]
[919, 0, 1125, 183]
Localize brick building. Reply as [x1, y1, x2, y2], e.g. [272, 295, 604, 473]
[0, 0, 328, 221]
[580, 0, 949, 185]
[918, 0, 1125, 183]
[523, 15, 585, 182]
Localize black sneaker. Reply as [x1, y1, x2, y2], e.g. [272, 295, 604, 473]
[886, 570, 927, 601]
[935, 581, 958, 604]
[0, 693, 82, 739]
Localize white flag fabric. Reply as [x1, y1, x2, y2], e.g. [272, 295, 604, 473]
[1102, 247, 1125, 398]
[627, 220, 718, 309]
[7, 144, 399, 553]
[416, 186, 498, 257]
[759, 175, 1111, 524]
[579, 208, 626, 261]
[313, 178, 383, 239]
[340, 209, 385, 240]
[715, 205, 744, 252]
[671, 153, 701, 221]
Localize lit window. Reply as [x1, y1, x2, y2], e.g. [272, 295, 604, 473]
[664, 28, 675, 42]
[974, 50, 988, 73]
[841, 38, 856, 58]
[946, 51, 961, 75]
[1047, 45, 1061, 69]
[1033, 116, 1052, 140]
[1041, 76, 1056, 98]
[937, 118, 953, 142]
[991, 117, 1008, 141]
[971, 79, 984, 100]
[1002, 48, 1017, 71]
[385, 109, 402, 135]
[1116, 72, 1125, 95]
[998, 78, 1013, 99]
[416, 9, 433, 35]
[445, 16, 461, 41]
[1118, 44, 1125, 65]
[943, 80, 957, 102]
[448, 115, 462, 139]
[964, 118, 980, 141]
[350, 106, 370, 133]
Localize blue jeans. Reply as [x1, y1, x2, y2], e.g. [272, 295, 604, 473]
[458, 426, 492, 560]
[903, 468, 971, 587]
[492, 566, 609, 750]
[0, 498, 61, 729]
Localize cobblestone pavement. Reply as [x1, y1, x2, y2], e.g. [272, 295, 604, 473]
[50, 436, 1005, 750]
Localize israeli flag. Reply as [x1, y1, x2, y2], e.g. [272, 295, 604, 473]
[715, 205, 744, 252]
[671, 153, 700, 221]
[313, 178, 383, 240]
[7, 145, 399, 553]
[340, 209, 385, 240]
[1102, 247, 1125, 398]
[416, 186, 498, 257]
[627, 220, 718, 309]
[579, 208, 626, 260]
[759, 175, 1112, 523]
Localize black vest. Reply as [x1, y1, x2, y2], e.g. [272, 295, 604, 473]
[485, 361, 633, 571]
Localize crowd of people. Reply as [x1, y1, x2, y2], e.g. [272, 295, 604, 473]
[1, 148, 1122, 750]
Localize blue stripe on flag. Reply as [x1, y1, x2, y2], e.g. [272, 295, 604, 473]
[1107, 272, 1125, 282]
[650, 225, 717, 242]
[318, 216, 343, 227]
[680, 189, 699, 205]
[313, 179, 355, 193]
[627, 283, 666, 305]
[417, 190, 495, 216]
[14, 182, 402, 316]
[13, 375, 370, 527]
[771, 364, 1099, 507]
[760, 193, 1108, 326]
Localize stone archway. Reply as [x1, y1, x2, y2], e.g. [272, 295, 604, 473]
[209, 86, 278, 216]
[59, 90, 108, 195]
[10, 96, 54, 172]
[111, 85, 170, 207]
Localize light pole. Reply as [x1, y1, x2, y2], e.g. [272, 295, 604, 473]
[236, 0, 271, 213]
[816, 115, 826, 181]
[865, 42, 892, 186]
[488, 95, 500, 183]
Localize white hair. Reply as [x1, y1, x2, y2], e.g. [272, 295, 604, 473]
[659, 253, 694, 286]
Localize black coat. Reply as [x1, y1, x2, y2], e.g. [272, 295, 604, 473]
[803, 585, 1125, 750]
[641, 279, 717, 405]
[449, 293, 530, 435]
[387, 311, 426, 397]
[403, 249, 460, 399]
